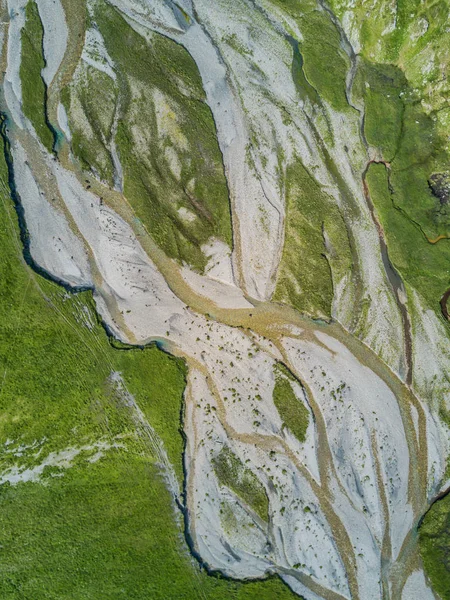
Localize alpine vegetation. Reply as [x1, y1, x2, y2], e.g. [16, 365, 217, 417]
[0, 0, 449, 599]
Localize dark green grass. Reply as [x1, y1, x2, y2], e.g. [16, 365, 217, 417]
[419, 494, 450, 600]
[273, 364, 309, 443]
[355, 54, 450, 253]
[299, 9, 350, 112]
[212, 446, 269, 521]
[20, 0, 54, 151]
[0, 176, 187, 478]
[389, 100, 449, 238]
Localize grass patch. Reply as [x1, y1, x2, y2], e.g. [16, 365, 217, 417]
[354, 55, 450, 315]
[290, 39, 321, 107]
[273, 364, 309, 443]
[0, 218, 187, 481]
[419, 494, 450, 600]
[20, 0, 54, 151]
[65, 64, 117, 186]
[389, 99, 449, 239]
[0, 455, 195, 600]
[0, 453, 295, 600]
[354, 60, 406, 161]
[365, 162, 450, 318]
[268, 0, 350, 112]
[330, 0, 450, 126]
[273, 160, 351, 318]
[298, 9, 350, 112]
[80, 4, 232, 272]
[0, 125, 187, 475]
[212, 447, 269, 521]
[329, 0, 421, 62]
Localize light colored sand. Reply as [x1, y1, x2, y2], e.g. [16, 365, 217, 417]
[281, 576, 327, 600]
[180, 265, 253, 310]
[57, 101, 71, 141]
[48, 160, 186, 339]
[201, 238, 235, 286]
[183, 366, 349, 595]
[177, 206, 196, 223]
[401, 570, 437, 600]
[107, 0, 407, 382]
[281, 330, 413, 596]
[81, 26, 116, 80]
[12, 140, 92, 287]
[0, 440, 120, 485]
[9, 127, 442, 597]
[109, 0, 287, 301]
[36, 0, 68, 86]
[5, 0, 28, 125]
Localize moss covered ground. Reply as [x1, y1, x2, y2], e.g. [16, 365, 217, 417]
[355, 55, 450, 241]
[64, 63, 118, 187]
[0, 122, 297, 599]
[330, 0, 450, 124]
[353, 60, 406, 161]
[268, 0, 450, 322]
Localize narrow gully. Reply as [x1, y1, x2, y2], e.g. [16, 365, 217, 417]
[440, 288, 450, 321]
